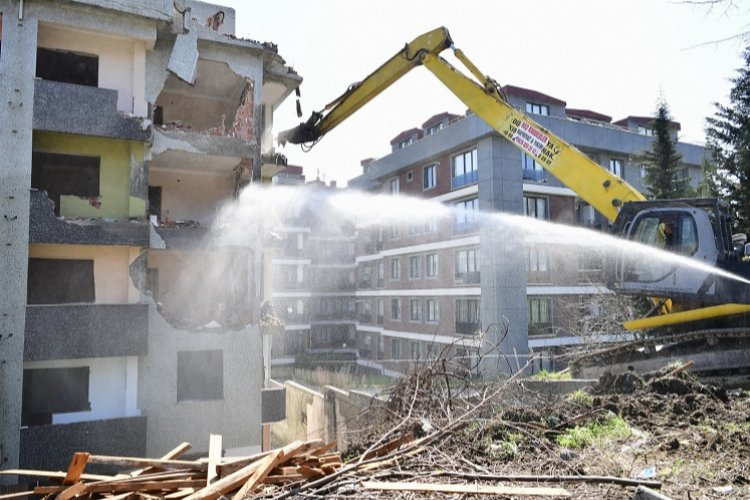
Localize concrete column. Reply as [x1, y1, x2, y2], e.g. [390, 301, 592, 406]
[0, 4, 37, 478]
[477, 135, 529, 376]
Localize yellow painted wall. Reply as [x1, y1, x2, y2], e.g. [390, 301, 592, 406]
[37, 23, 147, 116]
[29, 244, 139, 304]
[33, 132, 145, 219]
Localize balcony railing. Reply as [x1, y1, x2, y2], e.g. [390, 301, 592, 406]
[25, 304, 147, 361]
[451, 170, 478, 189]
[20, 416, 146, 471]
[359, 313, 373, 324]
[529, 323, 553, 337]
[280, 280, 307, 291]
[455, 271, 481, 284]
[284, 313, 309, 324]
[453, 221, 479, 235]
[360, 279, 371, 289]
[455, 321, 481, 335]
[522, 169, 548, 182]
[377, 315, 384, 325]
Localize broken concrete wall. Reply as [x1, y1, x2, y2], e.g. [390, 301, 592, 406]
[148, 169, 235, 225]
[186, 1, 235, 34]
[0, 3, 37, 477]
[138, 302, 262, 457]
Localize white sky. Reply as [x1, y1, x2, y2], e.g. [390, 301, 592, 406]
[223, 0, 749, 185]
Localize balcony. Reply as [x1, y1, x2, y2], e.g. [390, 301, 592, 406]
[529, 323, 553, 337]
[359, 313, 373, 324]
[377, 315, 384, 325]
[30, 190, 149, 247]
[455, 321, 481, 335]
[261, 379, 286, 424]
[24, 304, 148, 361]
[455, 271, 481, 285]
[360, 279, 372, 289]
[522, 169, 548, 182]
[453, 221, 479, 235]
[283, 313, 309, 324]
[451, 170, 478, 189]
[279, 280, 308, 291]
[312, 311, 357, 321]
[33, 79, 149, 141]
[20, 416, 146, 472]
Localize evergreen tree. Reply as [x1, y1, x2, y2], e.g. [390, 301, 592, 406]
[706, 48, 750, 235]
[638, 100, 692, 199]
[697, 157, 722, 198]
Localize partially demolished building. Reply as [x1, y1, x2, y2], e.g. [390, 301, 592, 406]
[0, 0, 300, 474]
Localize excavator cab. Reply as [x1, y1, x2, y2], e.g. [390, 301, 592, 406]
[609, 199, 750, 306]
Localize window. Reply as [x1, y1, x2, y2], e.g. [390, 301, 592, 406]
[426, 122, 444, 135]
[426, 253, 439, 277]
[423, 164, 437, 190]
[22, 367, 90, 426]
[426, 298, 439, 322]
[624, 214, 699, 283]
[177, 350, 224, 401]
[608, 159, 622, 177]
[389, 177, 400, 194]
[526, 247, 549, 283]
[451, 148, 478, 188]
[408, 221, 421, 235]
[522, 153, 546, 181]
[424, 214, 438, 233]
[526, 102, 549, 116]
[27, 258, 95, 304]
[640, 165, 647, 179]
[409, 256, 421, 279]
[398, 137, 413, 149]
[637, 126, 654, 136]
[409, 298, 422, 322]
[32, 152, 101, 216]
[454, 197, 479, 232]
[455, 248, 480, 282]
[406, 170, 413, 182]
[455, 299, 481, 334]
[390, 258, 401, 280]
[528, 298, 551, 336]
[523, 195, 548, 219]
[411, 342, 421, 360]
[377, 299, 384, 324]
[391, 298, 401, 320]
[296, 233, 304, 250]
[36, 48, 98, 87]
[392, 339, 401, 358]
[377, 262, 385, 285]
[390, 222, 399, 239]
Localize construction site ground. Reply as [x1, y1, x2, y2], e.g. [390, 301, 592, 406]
[332, 363, 750, 499]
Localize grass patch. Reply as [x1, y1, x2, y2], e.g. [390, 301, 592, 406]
[532, 369, 572, 381]
[567, 389, 594, 408]
[556, 413, 631, 449]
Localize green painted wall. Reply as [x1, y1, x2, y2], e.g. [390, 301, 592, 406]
[33, 132, 145, 219]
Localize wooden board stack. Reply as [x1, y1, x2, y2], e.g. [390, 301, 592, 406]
[0, 436, 343, 500]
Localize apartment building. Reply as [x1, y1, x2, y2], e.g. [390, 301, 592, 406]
[0, 0, 300, 475]
[263, 177, 361, 367]
[347, 87, 706, 374]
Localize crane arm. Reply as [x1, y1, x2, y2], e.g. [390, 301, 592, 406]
[279, 26, 645, 221]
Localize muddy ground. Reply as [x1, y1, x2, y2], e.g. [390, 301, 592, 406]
[338, 368, 750, 499]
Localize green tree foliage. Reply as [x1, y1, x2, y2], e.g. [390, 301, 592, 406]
[638, 100, 692, 199]
[706, 48, 750, 234]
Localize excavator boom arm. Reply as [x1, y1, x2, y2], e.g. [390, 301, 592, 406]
[279, 27, 644, 221]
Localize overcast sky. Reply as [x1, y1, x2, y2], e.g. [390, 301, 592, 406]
[223, 0, 748, 185]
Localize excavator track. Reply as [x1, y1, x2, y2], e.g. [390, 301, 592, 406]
[570, 328, 750, 376]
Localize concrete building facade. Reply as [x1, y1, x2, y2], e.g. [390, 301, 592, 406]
[0, 0, 300, 476]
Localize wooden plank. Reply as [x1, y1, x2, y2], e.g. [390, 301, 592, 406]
[56, 481, 87, 500]
[0, 491, 37, 499]
[63, 453, 90, 486]
[164, 489, 195, 499]
[362, 481, 571, 497]
[131, 443, 193, 477]
[182, 461, 263, 500]
[263, 474, 304, 484]
[2, 470, 113, 482]
[206, 434, 222, 486]
[85, 479, 207, 494]
[231, 450, 282, 500]
[87, 456, 206, 472]
[215, 452, 271, 477]
[358, 433, 414, 461]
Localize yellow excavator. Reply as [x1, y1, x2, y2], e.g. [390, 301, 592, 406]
[279, 27, 750, 334]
